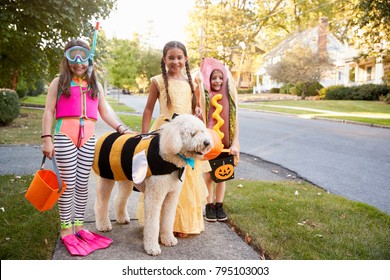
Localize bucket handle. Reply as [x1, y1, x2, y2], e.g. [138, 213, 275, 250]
[41, 156, 63, 193]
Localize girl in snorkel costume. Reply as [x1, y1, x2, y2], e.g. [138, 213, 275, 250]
[42, 38, 133, 256]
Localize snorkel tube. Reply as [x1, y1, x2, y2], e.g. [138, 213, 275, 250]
[87, 22, 100, 78]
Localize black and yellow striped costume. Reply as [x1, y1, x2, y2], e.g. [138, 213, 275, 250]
[92, 132, 182, 182]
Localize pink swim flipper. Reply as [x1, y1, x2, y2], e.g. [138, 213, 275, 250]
[61, 234, 94, 256]
[76, 229, 113, 250]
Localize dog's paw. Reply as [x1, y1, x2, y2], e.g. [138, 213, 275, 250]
[144, 245, 162, 256]
[116, 216, 130, 224]
[96, 222, 113, 232]
[160, 235, 178, 247]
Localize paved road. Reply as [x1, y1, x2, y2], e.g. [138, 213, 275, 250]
[239, 109, 390, 214]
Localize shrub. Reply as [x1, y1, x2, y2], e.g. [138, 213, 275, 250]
[28, 79, 46, 96]
[289, 86, 299, 95]
[324, 85, 353, 100]
[295, 81, 323, 97]
[352, 84, 390, 100]
[16, 78, 29, 99]
[238, 88, 254, 94]
[270, 87, 280, 93]
[318, 87, 328, 99]
[325, 84, 390, 100]
[280, 83, 294, 94]
[0, 88, 20, 125]
[379, 93, 390, 104]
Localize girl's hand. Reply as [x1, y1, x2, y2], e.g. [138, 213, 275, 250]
[121, 129, 137, 135]
[42, 139, 55, 159]
[194, 106, 203, 119]
[229, 143, 240, 165]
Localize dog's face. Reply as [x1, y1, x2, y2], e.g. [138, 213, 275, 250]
[159, 114, 212, 159]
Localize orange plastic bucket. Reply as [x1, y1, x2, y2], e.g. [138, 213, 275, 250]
[25, 156, 66, 212]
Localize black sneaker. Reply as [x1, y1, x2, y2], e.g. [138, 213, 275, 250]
[215, 203, 227, 221]
[205, 203, 217, 222]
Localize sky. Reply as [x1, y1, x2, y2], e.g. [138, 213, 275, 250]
[100, 0, 195, 49]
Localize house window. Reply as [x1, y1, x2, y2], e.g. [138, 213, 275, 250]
[338, 71, 343, 81]
[366, 66, 372, 81]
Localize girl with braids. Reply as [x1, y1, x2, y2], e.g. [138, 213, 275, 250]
[137, 41, 210, 237]
[42, 38, 133, 256]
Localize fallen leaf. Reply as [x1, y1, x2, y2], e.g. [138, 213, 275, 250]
[245, 233, 251, 244]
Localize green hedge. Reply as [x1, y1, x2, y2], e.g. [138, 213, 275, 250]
[324, 84, 390, 100]
[0, 88, 20, 125]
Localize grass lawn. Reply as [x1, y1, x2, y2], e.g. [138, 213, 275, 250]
[240, 100, 390, 126]
[0, 175, 59, 259]
[225, 179, 390, 260]
[0, 108, 43, 145]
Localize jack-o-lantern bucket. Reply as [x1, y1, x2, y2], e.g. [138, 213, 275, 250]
[209, 153, 235, 183]
[203, 129, 223, 160]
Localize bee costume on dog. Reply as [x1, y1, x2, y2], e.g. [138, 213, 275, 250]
[92, 131, 185, 184]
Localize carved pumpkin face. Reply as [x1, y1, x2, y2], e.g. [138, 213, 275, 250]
[202, 129, 223, 160]
[214, 164, 234, 180]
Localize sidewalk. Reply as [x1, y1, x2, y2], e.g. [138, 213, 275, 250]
[51, 111, 290, 260]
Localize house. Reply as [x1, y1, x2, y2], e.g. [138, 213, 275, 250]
[255, 17, 389, 93]
[227, 43, 264, 90]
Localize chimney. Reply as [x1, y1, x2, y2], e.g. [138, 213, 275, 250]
[318, 17, 328, 61]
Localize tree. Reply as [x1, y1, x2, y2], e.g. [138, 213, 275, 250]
[185, 0, 350, 89]
[353, 0, 390, 57]
[266, 45, 329, 99]
[186, 0, 265, 66]
[0, 0, 116, 90]
[106, 38, 139, 90]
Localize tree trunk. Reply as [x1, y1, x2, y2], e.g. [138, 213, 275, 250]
[11, 68, 19, 90]
[301, 83, 309, 100]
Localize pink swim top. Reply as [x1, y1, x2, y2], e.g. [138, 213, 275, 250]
[55, 77, 99, 147]
[56, 77, 98, 120]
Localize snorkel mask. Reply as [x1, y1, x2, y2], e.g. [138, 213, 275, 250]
[64, 46, 91, 64]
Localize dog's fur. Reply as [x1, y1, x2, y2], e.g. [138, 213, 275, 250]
[93, 114, 212, 255]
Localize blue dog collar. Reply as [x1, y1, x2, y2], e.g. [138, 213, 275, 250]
[178, 154, 195, 169]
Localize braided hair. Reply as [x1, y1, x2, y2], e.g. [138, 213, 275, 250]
[161, 41, 197, 113]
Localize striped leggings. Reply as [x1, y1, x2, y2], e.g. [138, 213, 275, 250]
[54, 134, 96, 228]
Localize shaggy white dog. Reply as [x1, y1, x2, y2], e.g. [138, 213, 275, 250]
[93, 114, 212, 255]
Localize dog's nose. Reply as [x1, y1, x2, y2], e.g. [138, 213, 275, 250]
[204, 140, 210, 147]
